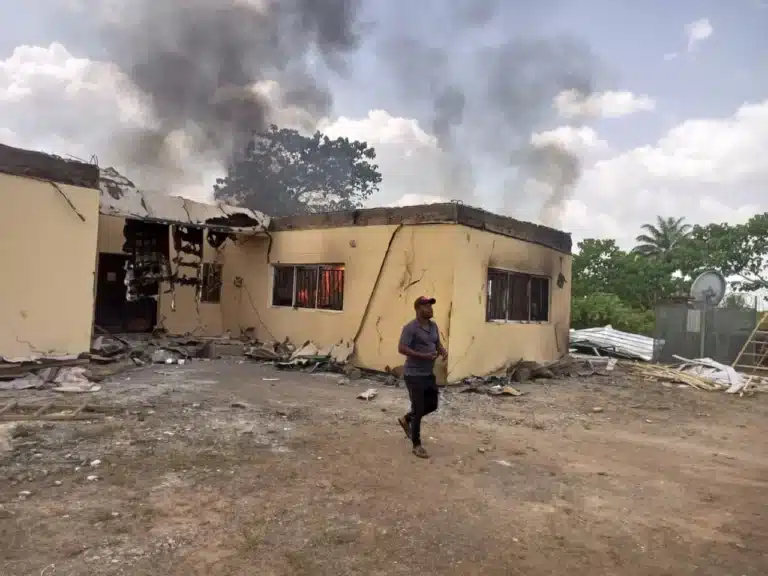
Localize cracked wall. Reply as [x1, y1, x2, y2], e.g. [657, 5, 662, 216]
[221, 225, 404, 355]
[221, 224, 458, 380]
[0, 173, 100, 359]
[446, 227, 572, 381]
[221, 222, 571, 382]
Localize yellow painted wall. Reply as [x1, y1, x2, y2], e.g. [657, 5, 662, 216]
[95, 216, 572, 377]
[353, 225, 456, 381]
[223, 223, 571, 382]
[221, 224, 426, 361]
[446, 227, 572, 381]
[0, 173, 100, 359]
[97, 214, 126, 254]
[96, 214, 224, 336]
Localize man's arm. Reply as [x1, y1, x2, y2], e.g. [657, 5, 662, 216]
[398, 324, 437, 360]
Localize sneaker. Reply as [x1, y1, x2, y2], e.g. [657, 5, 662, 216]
[412, 445, 429, 459]
[397, 416, 411, 439]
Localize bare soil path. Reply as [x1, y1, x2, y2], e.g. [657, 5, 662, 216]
[1, 360, 766, 575]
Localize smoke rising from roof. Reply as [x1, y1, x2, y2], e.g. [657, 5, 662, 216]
[377, 2, 598, 227]
[75, 0, 596, 227]
[98, 0, 362, 190]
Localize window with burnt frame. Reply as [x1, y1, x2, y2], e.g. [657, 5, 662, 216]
[486, 269, 550, 322]
[201, 263, 223, 303]
[271, 265, 345, 310]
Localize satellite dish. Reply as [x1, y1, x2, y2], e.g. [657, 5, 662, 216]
[690, 270, 726, 305]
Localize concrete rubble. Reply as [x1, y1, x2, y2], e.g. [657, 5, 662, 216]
[7, 327, 763, 400]
[244, 339, 355, 373]
[458, 356, 622, 397]
[0, 330, 358, 394]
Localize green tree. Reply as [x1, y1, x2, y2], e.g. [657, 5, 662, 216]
[214, 125, 382, 216]
[571, 238, 688, 334]
[571, 293, 655, 335]
[632, 216, 691, 257]
[675, 213, 768, 293]
[573, 239, 687, 309]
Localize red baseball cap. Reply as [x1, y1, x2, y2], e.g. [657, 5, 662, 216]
[414, 296, 436, 308]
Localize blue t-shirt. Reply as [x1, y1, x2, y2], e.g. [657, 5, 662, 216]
[399, 319, 440, 376]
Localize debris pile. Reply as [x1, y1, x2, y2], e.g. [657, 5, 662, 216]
[90, 332, 229, 366]
[630, 355, 768, 395]
[244, 339, 354, 373]
[1, 328, 363, 395]
[0, 401, 118, 422]
[0, 331, 255, 393]
[570, 325, 659, 361]
[458, 356, 621, 396]
[0, 358, 101, 394]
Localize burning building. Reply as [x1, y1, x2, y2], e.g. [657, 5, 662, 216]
[0, 143, 572, 382]
[222, 204, 572, 382]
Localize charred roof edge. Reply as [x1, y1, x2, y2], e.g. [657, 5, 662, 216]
[269, 203, 571, 254]
[0, 143, 100, 189]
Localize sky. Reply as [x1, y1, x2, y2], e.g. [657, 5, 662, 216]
[1, 0, 767, 248]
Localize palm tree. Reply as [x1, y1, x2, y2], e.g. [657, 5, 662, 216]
[633, 216, 691, 257]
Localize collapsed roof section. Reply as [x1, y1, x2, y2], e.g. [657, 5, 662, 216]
[98, 167, 270, 234]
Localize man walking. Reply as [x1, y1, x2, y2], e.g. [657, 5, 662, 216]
[397, 296, 447, 459]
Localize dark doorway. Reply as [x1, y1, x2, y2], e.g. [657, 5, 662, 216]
[95, 254, 157, 333]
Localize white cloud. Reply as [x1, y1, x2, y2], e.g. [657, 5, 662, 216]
[686, 18, 713, 52]
[663, 52, 679, 62]
[388, 194, 448, 207]
[554, 89, 656, 120]
[0, 43, 223, 200]
[530, 125, 609, 156]
[320, 110, 447, 206]
[0, 41, 765, 249]
[0, 42, 444, 206]
[563, 99, 768, 246]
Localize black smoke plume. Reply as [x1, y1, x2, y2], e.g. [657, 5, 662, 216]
[377, 1, 598, 227]
[99, 0, 363, 188]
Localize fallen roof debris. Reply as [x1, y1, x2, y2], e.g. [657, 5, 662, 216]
[458, 356, 623, 396]
[630, 355, 768, 395]
[244, 339, 355, 373]
[570, 325, 659, 361]
[98, 167, 271, 233]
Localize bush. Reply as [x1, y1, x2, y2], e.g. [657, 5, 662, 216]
[571, 293, 655, 336]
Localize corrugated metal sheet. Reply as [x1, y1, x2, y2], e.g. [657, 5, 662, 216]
[98, 167, 271, 233]
[569, 326, 661, 362]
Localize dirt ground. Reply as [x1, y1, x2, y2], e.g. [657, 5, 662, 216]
[1, 359, 767, 576]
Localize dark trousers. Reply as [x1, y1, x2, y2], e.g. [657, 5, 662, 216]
[404, 374, 438, 446]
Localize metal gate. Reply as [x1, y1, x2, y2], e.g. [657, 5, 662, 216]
[654, 301, 758, 364]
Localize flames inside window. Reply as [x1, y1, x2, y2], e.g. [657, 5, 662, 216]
[272, 264, 344, 311]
